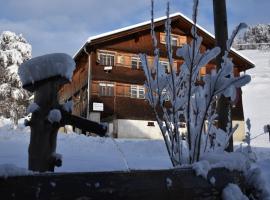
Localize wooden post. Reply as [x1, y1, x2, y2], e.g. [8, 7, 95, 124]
[213, 0, 233, 151]
[28, 78, 64, 172]
[20, 53, 107, 172]
[27, 77, 107, 172]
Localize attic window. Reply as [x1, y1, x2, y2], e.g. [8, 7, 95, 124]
[160, 33, 187, 47]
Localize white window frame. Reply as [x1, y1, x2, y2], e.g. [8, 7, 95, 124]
[159, 61, 170, 73]
[131, 56, 142, 70]
[160, 33, 179, 46]
[171, 36, 178, 46]
[98, 51, 115, 66]
[162, 88, 170, 101]
[99, 82, 115, 96]
[130, 85, 145, 99]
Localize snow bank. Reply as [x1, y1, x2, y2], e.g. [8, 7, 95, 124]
[222, 183, 248, 200]
[19, 53, 75, 86]
[246, 166, 270, 199]
[192, 160, 211, 179]
[0, 164, 33, 178]
[201, 152, 250, 172]
[0, 118, 172, 172]
[241, 50, 270, 145]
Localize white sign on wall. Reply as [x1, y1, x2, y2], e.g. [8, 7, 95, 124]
[93, 102, 104, 111]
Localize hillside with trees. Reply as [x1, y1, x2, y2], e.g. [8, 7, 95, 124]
[234, 24, 270, 50]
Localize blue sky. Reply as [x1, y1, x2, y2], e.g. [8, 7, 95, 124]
[0, 0, 269, 57]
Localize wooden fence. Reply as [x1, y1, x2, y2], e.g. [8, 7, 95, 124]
[0, 167, 247, 200]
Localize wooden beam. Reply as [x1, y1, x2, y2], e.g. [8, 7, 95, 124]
[213, 0, 233, 151]
[0, 168, 246, 200]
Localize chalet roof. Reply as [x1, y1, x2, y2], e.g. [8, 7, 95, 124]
[74, 12, 255, 69]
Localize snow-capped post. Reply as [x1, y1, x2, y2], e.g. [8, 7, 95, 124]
[19, 53, 107, 172]
[212, 0, 233, 151]
[18, 53, 75, 172]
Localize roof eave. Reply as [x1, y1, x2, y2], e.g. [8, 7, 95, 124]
[73, 12, 255, 70]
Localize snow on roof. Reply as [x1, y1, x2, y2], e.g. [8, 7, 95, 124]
[86, 13, 181, 43]
[19, 53, 75, 87]
[74, 12, 255, 67]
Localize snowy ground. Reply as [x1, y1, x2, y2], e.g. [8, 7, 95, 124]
[241, 50, 270, 147]
[0, 118, 172, 173]
[0, 49, 269, 196]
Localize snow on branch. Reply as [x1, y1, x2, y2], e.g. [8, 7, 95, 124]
[62, 100, 73, 113]
[26, 102, 40, 115]
[48, 109, 62, 124]
[140, 0, 251, 166]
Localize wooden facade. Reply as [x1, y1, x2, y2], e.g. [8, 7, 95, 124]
[58, 13, 254, 137]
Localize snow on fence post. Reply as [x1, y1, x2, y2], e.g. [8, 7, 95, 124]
[18, 53, 76, 172]
[19, 53, 107, 172]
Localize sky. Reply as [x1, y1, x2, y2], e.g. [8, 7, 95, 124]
[0, 0, 269, 57]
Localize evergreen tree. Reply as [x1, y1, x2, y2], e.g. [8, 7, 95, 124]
[0, 31, 32, 126]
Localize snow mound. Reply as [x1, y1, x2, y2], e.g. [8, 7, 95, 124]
[18, 53, 75, 86]
[192, 160, 211, 179]
[0, 164, 33, 178]
[246, 166, 270, 199]
[201, 152, 250, 172]
[222, 183, 248, 200]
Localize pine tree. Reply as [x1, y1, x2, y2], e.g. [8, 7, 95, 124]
[0, 31, 32, 126]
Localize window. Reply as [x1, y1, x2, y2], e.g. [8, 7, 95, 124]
[131, 57, 143, 70]
[130, 85, 145, 99]
[159, 61, 170, 73]
[147, 122, 155, 126]
[171, 36, 178, 46]
[98, 51, 115, 66]
[99, 82, 114, 96]
[160, 33, 187, 47]
[117, 55, 125, 65]
[197, 66, 206, 81]
[162, 88, 170, 101]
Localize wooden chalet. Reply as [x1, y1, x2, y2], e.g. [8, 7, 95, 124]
[58, 12, 255, 140]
